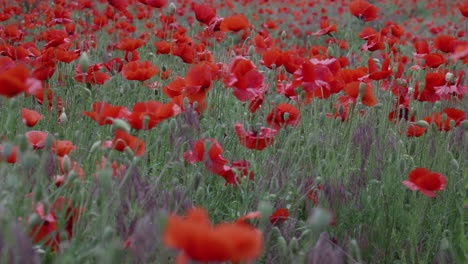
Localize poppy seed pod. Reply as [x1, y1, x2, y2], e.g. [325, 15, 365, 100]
[112, 119, 131, 133]
[79, 52, 90, 73]
[61, 155, 71, 173]
[168, 2, 176, 16]
[1, 143, 13, 159]
[462, 120, 468, 129]
[445, 72, 454, 83]
[415, 120, 430, 128]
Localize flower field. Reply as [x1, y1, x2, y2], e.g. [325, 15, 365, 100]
[0, 0, 467, 263]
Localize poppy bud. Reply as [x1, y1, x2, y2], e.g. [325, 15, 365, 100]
[441, 113, 448, 124]
[168, 2, 177, 16]
[183, 97, 190, 110]
[462, 120, 468, 129]
[280, 30, 287, 40]
[450, 159, 459, 170]
[90, 140, 102, 153]
[66, 170, 77, 184]
[62, 155, 71, 173]
[28, 213, 41, 228]
[258, 200, 273, 220]
[1, 143, 13, 159]
[103, 226, 115, 241]
[298, 229, 311, 241]
[44, 134, 54, 149]
[445, 72, 454, 83]
[283, 112, 290, 122]
[449, 119, 455, 129]
[124, 146, 136, 157]
[277, 236, 288, 256]
[350, 239, 363, 262]
[82, 86, 92, 95]
[433, 101, 441, 112]
[58, 109, 68, 124]
[79, 52, 90, 73]
[414, 120, 430, 128]
[439, 237, 449, 251]
[290, 237, 299, 254]
[112, 119, 131, 133]
[327, 46, 333, 57]
[270, 226, 281, 240]
[308, 207, 332, 230]
[248, 45, 255, 56]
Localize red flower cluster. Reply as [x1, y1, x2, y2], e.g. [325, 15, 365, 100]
[164, 207, 262, 264]
[402, 168, 447, 197]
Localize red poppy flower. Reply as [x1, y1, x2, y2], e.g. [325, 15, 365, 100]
[29, 202, 60, 252]
[459, 3, 468, 17]
[49, 196, 84, 239]
[312, 20, 337, 36]
[293, 59, 343, 100]
[220, 14, 250, 32]
[423, 108, 466, 131]
[349, 0, 379, 22]
[223, 56, 265, 101]
[25, 131, 49, 149]
[192, 2, 217, 25]
[414, 40, 430, 56]
[163, 207, 263, 263]
[0, 62, 30, 98]
[368, 58, 392, 80]
[117, 38, 145, 52]
[423, 53, 446, 68]
[0, 144, 18, 163]
[343, 82, 378, 106]
[122, 61, 159, 81]
[108, 0, 128, 11]
[415, 72, 445, 102]
[73, 64, 110, 85]
[270, 208, 289, 224]
[57, 156, 86, 180]
[52, 140, 76, 157]
[83, 102, 130, 125]
[234, 123, 278, 151]
[154, 41, 172, 54]
[267, 103, 300, 130]
[184, 138, 228, 173]
[112, 129, 146, 156]
[126, 101, 181, 130]
[406, 123, 428, 137]
[139, 0, 167, 8]
[434, 35, 458, 53]
[29, 196, 83, 252]
[21, 108, 43, 127]
[402, 168, 447, 197]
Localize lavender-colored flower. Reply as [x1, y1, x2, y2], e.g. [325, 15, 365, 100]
[306, 232, 345, 264]
[0, 223, 40, 264]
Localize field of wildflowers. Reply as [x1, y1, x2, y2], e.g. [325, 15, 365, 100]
[0, 0, 467, 263]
